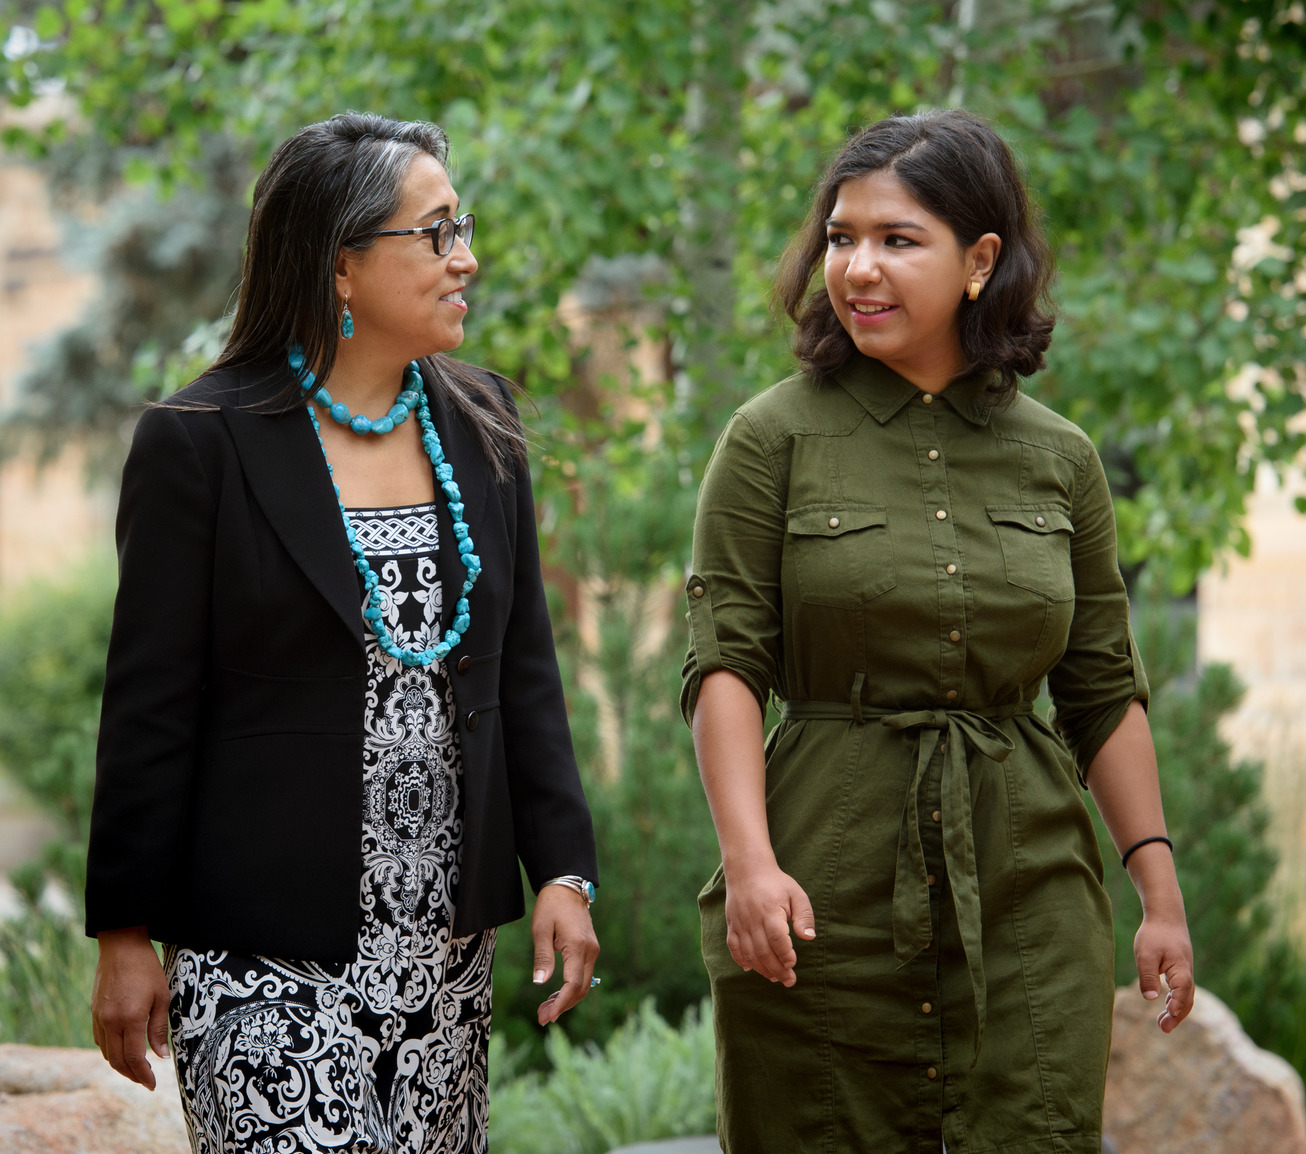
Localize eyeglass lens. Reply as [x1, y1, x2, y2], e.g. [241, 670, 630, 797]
[435, 214, 475, 255]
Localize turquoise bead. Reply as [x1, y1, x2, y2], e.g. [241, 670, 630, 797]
[298, 352, 480, 669]
[289, 349, 305, 370]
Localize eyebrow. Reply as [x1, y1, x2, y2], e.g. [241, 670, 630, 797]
[419, 201, 458, 223]
[825, 217, 929, 232]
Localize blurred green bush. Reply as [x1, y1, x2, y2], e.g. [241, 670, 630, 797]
[0, 556, 116, 899]
[488, 998, 715, 1154]
[1094, 600, 1306, 1075]
[0, 909, 97, 1046]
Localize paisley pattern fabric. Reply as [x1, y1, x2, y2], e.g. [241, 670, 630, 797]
[167, 503, 494, 1154]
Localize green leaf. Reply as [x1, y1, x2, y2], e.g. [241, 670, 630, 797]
[33, 5, 64, 39]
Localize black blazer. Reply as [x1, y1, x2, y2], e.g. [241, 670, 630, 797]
[85, 359, 597, 961]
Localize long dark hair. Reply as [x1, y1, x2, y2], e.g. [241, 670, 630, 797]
[774, 109, 1055, 400]
[208, 112, 525, 479]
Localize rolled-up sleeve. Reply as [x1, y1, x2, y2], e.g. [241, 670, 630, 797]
[681, 411, 784, 722]
[1046, 443, 1149, 783]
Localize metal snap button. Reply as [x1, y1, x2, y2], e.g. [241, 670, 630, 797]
[692, 585, 705, 598]
[828, 516, 840, 529]
[1035, 515, 1046, 527]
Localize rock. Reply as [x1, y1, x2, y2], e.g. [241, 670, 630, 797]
[0, 1044, 188, 1154]
[1104, 985, 1306, 1154]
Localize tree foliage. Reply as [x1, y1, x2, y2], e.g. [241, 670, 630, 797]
[3, 0, 1303, 588]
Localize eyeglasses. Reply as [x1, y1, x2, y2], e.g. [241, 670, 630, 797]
[362, 212, 475, 256]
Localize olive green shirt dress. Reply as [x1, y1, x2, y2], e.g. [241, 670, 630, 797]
[682, 357, 1148, 1154]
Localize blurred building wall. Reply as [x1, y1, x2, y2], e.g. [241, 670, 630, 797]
[0, 158, 111, 593]
[1198, 463, 1306, 945]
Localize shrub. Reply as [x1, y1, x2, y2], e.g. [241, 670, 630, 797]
[0, 906, 97, 1047]
[0, 556, 117, 895]
[1094, 600, 1306, 1078]
[488, 998, 715, 1154]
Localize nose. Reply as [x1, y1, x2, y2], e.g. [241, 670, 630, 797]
[449, 236, 478, 276]
[845, 241, 880, 285]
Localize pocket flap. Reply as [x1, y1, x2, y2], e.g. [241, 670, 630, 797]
[986, 506, 1074, 535]
[787, 505, 888, 537]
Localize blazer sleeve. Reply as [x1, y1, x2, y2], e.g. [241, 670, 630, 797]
[492, 383, 599, 891]
[85, 404, 216, 936]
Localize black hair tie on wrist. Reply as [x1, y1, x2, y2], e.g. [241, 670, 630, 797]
[1121, 835, 1174, 870]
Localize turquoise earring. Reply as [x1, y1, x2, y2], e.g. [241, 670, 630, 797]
[340, 295, 355, 339]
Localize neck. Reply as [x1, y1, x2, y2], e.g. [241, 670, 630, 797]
[326, 340, 418, 412]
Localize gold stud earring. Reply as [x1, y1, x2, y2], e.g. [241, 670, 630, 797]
[967, 280, 982, 302]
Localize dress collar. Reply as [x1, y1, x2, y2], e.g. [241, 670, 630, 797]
[834, 356, 998, 427]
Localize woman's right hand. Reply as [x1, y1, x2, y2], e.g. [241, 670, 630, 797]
[723, 860, 816, 987]
[91, 926, 171, 1090]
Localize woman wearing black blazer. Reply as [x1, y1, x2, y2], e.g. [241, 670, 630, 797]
[86, 113, 599, 1154]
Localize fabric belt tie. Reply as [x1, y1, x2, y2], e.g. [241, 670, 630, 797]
[778, 695, 1033, 1060]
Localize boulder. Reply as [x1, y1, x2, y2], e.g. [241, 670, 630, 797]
[1105, 985, 1306, 1154]
[0, 1044, 188, 1154]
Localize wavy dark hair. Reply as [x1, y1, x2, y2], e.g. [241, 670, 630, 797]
[774, 109, 1055, 400]
[206, 111, 525, 479]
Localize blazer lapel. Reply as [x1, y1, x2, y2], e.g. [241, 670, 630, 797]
[423, 364, 491, 635]
[221, 365, 365, 650]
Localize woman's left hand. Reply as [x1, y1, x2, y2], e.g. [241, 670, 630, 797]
[530, 884, 600, 1025]
[1133, 910, 1195, 1033]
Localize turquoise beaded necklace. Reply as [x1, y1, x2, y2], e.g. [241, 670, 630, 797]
[289, 346, 481, 667]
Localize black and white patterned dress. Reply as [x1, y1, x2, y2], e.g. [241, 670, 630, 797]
[166, 502, 495, 1154]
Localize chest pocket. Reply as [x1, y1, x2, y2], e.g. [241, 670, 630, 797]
[787, 504, 896, 608]
[987, 506, 1074, 602]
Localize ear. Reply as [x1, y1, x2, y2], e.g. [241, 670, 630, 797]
[334, 248, 353, 304]
[966, 232, 1002, 289]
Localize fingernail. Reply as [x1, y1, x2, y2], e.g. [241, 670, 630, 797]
[801, 928, 816, 938]
[533, 970, 546, 984]
[1144, 990, 1159, 1000]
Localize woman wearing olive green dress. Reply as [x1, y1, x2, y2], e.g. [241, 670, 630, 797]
[682, 110, 1195, 1153]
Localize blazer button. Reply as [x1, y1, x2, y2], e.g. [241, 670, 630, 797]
[457, 655, 472, 673]
[466, 711, 479, 731]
